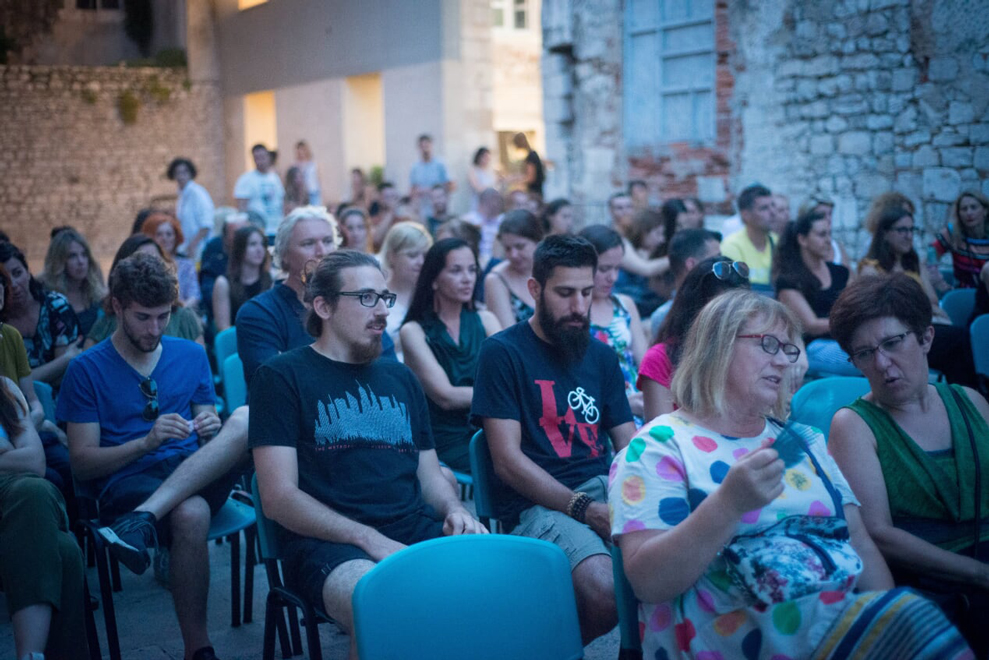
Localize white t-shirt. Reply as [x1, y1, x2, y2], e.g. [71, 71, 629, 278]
[234, 169, 285, 234]
[176, 180, 215, 260]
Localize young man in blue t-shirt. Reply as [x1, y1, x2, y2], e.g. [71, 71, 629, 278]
[57, 253, 249, 660]
[250, 250, 486, 659]
[471, 234, 636, 644]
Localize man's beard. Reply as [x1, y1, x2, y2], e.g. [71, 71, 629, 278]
[121, 317, 163, 353]
[351, 335, 383, 364]
[537, 294, 591, 363]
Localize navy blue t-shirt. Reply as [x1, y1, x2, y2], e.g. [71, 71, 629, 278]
[249, 346, 434, 532]
[470, 321, 633, 523]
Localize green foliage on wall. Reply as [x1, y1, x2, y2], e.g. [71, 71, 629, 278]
[118, 89, 140, 124]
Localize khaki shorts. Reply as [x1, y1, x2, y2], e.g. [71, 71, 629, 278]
[511, 474, 610, 571]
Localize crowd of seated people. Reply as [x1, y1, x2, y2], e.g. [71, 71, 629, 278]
[5, 152, 989, 660]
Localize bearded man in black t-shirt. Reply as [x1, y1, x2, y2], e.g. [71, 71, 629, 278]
[250, 250, 487, 658]
[471, 235, 636, 644]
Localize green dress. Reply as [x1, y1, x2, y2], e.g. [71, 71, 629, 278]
[845, 381, 989, 552]
[419, 308, 485, 472]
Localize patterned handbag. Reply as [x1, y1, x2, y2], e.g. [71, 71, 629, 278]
[722, 423, 863, 606]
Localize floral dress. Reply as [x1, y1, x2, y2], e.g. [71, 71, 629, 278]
[591, 295, 641, 424]
[609, 412, 862, 660]
[23, 291, 79, 369]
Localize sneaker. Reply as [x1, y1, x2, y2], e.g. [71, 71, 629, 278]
[191, 646, 219, 660]
[97, 511, 158, 575]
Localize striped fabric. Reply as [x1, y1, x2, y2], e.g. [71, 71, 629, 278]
[815, 588, 974, 660]
[934, 226, 989, 289]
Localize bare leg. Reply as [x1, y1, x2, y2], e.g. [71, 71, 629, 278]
[571, 554, 618, 645]
[12, 604, 51, 659]
[168, 496, 213, 659]
[137, 406, 248, 520]
[321, 559, 376, 660]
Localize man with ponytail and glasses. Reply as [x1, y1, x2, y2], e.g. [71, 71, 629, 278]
[57, 252, 249, 660]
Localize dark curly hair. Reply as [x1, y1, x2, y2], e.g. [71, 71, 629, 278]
[109, 252, 178, 312]
[0, 241, 46, 312]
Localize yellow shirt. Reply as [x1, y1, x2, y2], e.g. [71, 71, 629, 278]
[720, 228, 779, 286]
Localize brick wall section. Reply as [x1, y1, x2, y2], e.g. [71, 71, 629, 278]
[0, 65, 224, 267]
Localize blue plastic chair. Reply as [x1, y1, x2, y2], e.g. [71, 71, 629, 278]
[940, 288, 976, 327]
[352, 535, 583, 660]
[223, 354, 247, 411]
[612, 545, 643, 659]
[251, 474, 334, 660]
[789, 376, 872, 442]
[468, 430, 506, 531]
[213, 327, 238, 381]
[971, 314, 989, 393]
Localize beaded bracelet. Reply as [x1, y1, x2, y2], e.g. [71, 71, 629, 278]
[567, 491, 592, 523]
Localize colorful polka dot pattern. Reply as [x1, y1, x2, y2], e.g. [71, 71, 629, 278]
[608, 413, 862, 660]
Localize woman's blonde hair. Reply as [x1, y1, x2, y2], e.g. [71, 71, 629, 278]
[671, 290, 802, 419]
[379, 223, 433, 275]
[42, 228, 106, 306]
[950, 190, 989, 246]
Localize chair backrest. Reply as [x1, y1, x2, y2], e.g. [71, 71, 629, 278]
[789, 376, 872, 442]
[940, 288, 976, 327]
[213, 327, 238, 378]
[611, 545, 643, 655]
[972, 314, 989, 380]
[250, 473, 286, 561]
[352, 535, 583, 660]
[33, 380, 56, 424]
[469, 429, 517, 528]
[223, 354, 247, 411]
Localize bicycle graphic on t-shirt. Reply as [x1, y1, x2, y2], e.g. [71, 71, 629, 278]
[567, 387, 599, 425]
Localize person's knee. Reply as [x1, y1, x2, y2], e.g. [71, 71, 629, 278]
[573, 555, 617, 635]
[321, 559, 375, 633]
[5, 476, 63, 522]
[169, 496, 211, 542]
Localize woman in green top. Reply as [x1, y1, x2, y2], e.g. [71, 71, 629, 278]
[828, 273, 989, 656]
[400, 239, 500, 472]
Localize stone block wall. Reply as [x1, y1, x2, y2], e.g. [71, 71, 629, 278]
[0, 65, 223, 267]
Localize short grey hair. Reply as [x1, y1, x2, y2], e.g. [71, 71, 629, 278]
[273, 206, 341, 270]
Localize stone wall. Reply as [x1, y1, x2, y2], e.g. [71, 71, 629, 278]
[542, 0, 989, 254]
[0, 65, 224, 267]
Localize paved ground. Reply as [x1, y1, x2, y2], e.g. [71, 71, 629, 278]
[0, 538, 620, 659]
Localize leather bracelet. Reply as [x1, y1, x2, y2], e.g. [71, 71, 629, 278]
[567, 492, 592, 523]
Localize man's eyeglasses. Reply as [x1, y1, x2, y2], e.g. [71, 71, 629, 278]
[737, 334, 802, 363]
[888, 226, 915, 236]
[139, 376, 159, 422]
[848, 332, 909, 366]
[712, 261, 750, 282]
[338, 290, 398, 308]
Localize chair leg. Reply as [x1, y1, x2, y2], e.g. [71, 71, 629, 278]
[230, 532, 241, 627]
[262, 594, 278, 660]
[274, 603, 293, 659]
[110, 554, 122, 592]
[92, 533, 122, 660]
[287, 605, 304, 656]
[304, 616, 323, 660]
[83, 576, 102, 660]
[243, 527, 256, 624]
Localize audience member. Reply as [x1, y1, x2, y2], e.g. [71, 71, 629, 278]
[57, 252, 249, 660]
[467, 146, 497, 210]
[234, 143, 284, 235]
[0, 376, 88, 660]
[660, 198, 699, 233]
[611, 290, 969, 659]
[141, 212, 202, 311]
[863, 191, 916, 235]
[683, 196, 705, 227]
[462, 187, 504, 267]
[506, 188, 531, 212]
[348, 168, 371, 209]
[369, 182, 401, 252]
[293, 140, 322, 205]
[513, 132, 544, 198]
[721, 184, 778, 290]
[381, 223, 433, 357]
[608, 194, 670, 315]
[614, 209, 669, 318]
[543, 198, 575, 236]
[770, 192, 791, 234]
[647, 228, 722, 338]
[828, 274, 989, 656]
[237, 206, 340, 389]
[774, 209, 854, 375]
[0, 241, 80, 387]
[41, 227, 106, 336]
[410, 134, 451, 220]
[250, 251, 487, 659]
[199, 209, 255, 322]
[435, 219, 482, 259]
[798, 193, 852, 267]
[87, 235, 204, 349]
[472, 234, 636, 644]
[628, 179, 650, 211]
[425, 184, 452, 236]
[400, 239, 501, 472]
[0, 265, 45, 432]
[283, 166, 308, 215]
[607, 192, 634, 236]
[167, 157, 214, 262]
[579, 225, 648, 421]
[483, 210, 543, 329]
[933, 190, 989, 295]
[212, 225, 273, 333]
[639, 256, 750, 420]
[338, 206, 370, 253]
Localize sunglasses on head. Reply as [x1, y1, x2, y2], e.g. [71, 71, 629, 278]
[711, 261, 750, 282]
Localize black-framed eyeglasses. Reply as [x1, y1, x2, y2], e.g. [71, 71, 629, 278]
[139, 376, 159, 422]
[888, 226, 915, 235]
[737, 334, 802, 363]
[338, 290, 398, 308]
[712, 261, 750, 282]
[847, 332, 910, 366]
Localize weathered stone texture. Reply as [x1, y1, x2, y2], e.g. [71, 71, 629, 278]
[0, 65, 223, 266]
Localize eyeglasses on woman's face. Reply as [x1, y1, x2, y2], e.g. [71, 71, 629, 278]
[887, 226, 915, 236]
[736, 334, 801, 363]
[847, 332, 912, 367]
